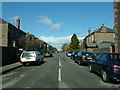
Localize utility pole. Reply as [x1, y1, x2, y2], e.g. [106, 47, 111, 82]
[114, 0, 120, 53]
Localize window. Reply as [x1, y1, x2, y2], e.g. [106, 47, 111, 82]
[82, 52, 94, 57]
[109, 54, 120, 61]
[22, 52, 35, 58]
[96, 54, 102, 60]
[78, 52, 82, 56]
[92, 35, 94, 42]
[99, 54, 107, 61]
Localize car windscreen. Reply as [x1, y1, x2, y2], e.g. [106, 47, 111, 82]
[82, 52, 95, 57]
[109, 54, 120, 61]
[68, 52, 72, 53]
[45, 52, 51, 54]
[22, 52, 35, 58]
[74, 52, 78, 55]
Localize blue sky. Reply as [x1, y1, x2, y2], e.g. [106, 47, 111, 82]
[2, 2, 114, 50]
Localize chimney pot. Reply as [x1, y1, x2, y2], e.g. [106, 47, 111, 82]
[88, 28, 91, 35]
[16, 18, 20, 29]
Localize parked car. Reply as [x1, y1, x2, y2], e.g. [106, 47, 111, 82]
[89, 53, 120, 82]
[66, 51, 73, 57]
[44, 51, 53, 57]
[20, 51, 44, 66]
[71, 51, 79, 60]
[75, 51, 95, 65]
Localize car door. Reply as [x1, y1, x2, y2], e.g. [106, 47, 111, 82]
[91, 54, 102, 71]
[96, 54, 107, 74]
[77, 52, 82, 63]
[38, 52, 43, 61]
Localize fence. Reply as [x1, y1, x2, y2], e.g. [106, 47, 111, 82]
[1, 46, 19, 66]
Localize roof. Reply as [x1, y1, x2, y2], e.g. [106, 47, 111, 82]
[97, 41, 114, 48]
[85, 43, 98, 48]
[94, 25, 114, 33]
[97, 43, 112, 48]
[0, 18, 8, 24]
[86, 41, 114, 48]
[98, 40, 114, 43]
[84, 24, 114, 39]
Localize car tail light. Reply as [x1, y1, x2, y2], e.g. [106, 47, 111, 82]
[20, 58, 22, 62]
[112, 65, 120, 69]
[82, 56, 85, 59]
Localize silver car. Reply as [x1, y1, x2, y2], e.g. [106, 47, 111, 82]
[20, 51, 44, 66]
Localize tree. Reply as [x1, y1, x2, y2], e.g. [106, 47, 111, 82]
[62, 43, 67, 51]
[18, 36, 41, 51]
[70, 33, 79, 50]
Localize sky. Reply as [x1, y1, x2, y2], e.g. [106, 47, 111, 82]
[2, 2, 114, 50]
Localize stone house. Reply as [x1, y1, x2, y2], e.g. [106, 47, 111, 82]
[82, 24, 114, 53]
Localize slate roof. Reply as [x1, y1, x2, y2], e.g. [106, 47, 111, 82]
[86, 41, 114, 48]
[94, 25, 114, 33]
[0, 18, 8, 24]
[84, 25, 114, 39]
[85, 43, 98, 48]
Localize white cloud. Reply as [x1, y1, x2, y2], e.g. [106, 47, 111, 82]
[50, 23, 63, 30]
[39, 35, 84, 50]
[37, 16, 63, 31]
[39, 17, 52, 25]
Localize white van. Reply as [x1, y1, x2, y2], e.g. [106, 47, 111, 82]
[20, 51, 44, 66]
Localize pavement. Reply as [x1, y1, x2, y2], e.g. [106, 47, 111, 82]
[0, 62, 23, 74]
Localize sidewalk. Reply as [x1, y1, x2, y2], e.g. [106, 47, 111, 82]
[0, 62, 23, 74]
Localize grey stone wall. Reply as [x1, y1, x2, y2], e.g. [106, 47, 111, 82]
[114, 1, 120, 53]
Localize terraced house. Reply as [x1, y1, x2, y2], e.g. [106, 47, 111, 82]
[0, 18, 26, 47]
[0, 18, 57, 66]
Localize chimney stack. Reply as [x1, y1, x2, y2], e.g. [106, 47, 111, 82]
[16, 18, 20, 29]
[102, 24, 106, 32]
[88, 28, 91, 35]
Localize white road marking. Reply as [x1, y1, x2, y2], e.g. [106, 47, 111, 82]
[58, 59, 62, 82]
[59, 59, 61, 62]
[59, 61, 61, 67]
[58, 68, 61, 82]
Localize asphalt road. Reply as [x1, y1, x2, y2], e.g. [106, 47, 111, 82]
[1, 52, 120, 89]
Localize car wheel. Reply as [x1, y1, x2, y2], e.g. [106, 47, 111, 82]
[89, 64, 93, 72]
[41, 58, 44, 63]
[73, 57, 75, 60]
[36, 60, 40, 65]
[23, 63, 26, 66]
[74, 60, 77, 63]
[102, 70, 109, 82]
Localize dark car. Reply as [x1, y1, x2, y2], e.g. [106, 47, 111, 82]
[66, 51, 73, 57]
[74, 51, 95, 65]
[89, 53, 120, 82]
[44, 51, 53, 57]
[71, 52, 79, 60]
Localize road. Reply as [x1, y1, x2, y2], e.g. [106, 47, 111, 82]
[1, 52, 120, 89]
